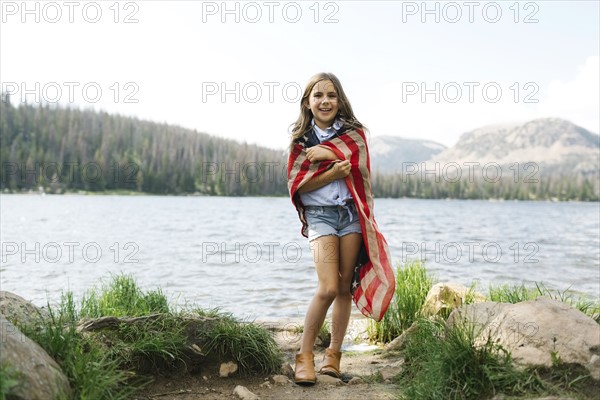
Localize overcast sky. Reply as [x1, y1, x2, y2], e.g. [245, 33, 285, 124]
[2, 0, 598, 150]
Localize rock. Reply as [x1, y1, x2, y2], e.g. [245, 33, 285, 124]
[348, 376, 364, 385]
[588, 354, 600, 381]
[233, 385, 260, 400]
[271, 374, 289, 384]
[447, 301, 511, 334]
[0, 291, 49, 330]
[450, 297, 600, 379]
[219, 361, 238, 377]
[259, 381, 271, 388]
[0, 315, 71, 400]
[421, 282, 486, 318]
[317, 374, 343, 385]
[385, 322, 418, 352]
[280, 362, 294, 377]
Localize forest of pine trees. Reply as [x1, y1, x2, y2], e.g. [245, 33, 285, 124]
[0, 95, 289, 196]
[1, 95, 598, 201]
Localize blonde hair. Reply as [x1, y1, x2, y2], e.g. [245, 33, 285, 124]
[289, 73, 363, 152]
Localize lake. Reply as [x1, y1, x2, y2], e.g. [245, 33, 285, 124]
[1, 195, 598, 319]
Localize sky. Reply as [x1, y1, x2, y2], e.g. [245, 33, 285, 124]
[1, 0, 599, 150]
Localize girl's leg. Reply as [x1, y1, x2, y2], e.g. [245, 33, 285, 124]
[299, 235, 340, 353]
[329, 233, 362, 351]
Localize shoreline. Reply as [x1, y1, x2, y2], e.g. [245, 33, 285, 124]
[2, 270, 599, 399]
[1, 190, 598, 202]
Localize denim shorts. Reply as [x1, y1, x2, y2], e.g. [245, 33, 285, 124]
[304, 203, 362, 242]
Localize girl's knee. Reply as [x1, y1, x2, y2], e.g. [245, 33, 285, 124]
[317, 286, 338, 303]
[337, 289, 352, 301]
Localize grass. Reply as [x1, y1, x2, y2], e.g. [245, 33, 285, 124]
[8, 274, 282, 400]
[394, 316, 600, 400]
[361, 371, 384, 384]
[369, 262, 600, 346]
[21, 292, 139, 400]
[80, 273, 169, 317]
[6, 268, 599, 399]
[361, 262, 600, 398]
[0, 364, 24, 398]
[489, 282, 600, 324]
[368, 260, 436, 343]
[397, 317, 546, 399]
[200, 311, 283, 374]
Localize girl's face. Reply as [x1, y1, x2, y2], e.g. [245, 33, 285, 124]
[307, 79, 339, 130]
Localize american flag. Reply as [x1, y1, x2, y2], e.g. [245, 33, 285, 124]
[287, 128, 396, 321]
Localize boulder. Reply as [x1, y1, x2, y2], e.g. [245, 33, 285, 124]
[421, 282, 486, 318]
[448, 297, 600, 379]
[447, 301, 512, 334]
[0, 315, 71, 399]
[0, 291, 49, 330]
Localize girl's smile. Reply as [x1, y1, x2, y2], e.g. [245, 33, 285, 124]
[307, 79, 339, 130]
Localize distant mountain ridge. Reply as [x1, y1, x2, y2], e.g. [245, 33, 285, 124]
[369, 118, 599, 175]
[2, 96, 597, 200]
[369, 136, 446, 173]
[432, 118, 599, 173]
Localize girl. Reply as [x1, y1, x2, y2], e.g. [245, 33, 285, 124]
[287, 73, 395, 385]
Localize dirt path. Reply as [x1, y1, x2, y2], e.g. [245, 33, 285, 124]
[134, 319, 402, 400]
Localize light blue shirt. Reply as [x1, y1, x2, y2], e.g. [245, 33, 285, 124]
[299, 119, 353, 206]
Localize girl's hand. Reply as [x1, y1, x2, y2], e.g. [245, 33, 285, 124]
[306, 145, 339, 162]
[331, 160, 351, 179]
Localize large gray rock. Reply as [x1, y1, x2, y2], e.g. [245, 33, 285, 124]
[448, 297, 600, 380]
[0, 314, 71, 400]
[447, 301, 512, 334]
[0, 291, 49, 330]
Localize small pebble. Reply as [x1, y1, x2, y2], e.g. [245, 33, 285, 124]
[219, 361, 238, 378]
[271, 374, 289, 385]
[317, 374, 342, 385]
[348, 377, 364, 385]
[233, 385, 260, 400]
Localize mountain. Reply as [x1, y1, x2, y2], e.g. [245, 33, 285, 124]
[431, 118, 600, 174]
[2, 96, 597, 200]
[369, 136, 446, 173]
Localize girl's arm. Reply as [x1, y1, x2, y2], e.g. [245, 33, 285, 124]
[306, 145, 339, 162]
[297, 160, 351, 194]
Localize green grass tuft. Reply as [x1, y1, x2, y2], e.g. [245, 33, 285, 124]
[489, 282, 600, 324]
[80, 274, 169, 317]
[368, 260, 436, 343]
[398, 318, 546, 399]
[201, 312, 282, 374]
[488, 283, 539, 304]
[102, 315, 189, 373]
[0, 364, 24, 398]
[22, 292, 141, 400]
[17, 273, 284, 399]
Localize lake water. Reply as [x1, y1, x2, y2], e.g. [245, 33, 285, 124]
[1, 195, 598, 320]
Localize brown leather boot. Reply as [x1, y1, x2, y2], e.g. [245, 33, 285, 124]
[294, 352, 316, 385]
[319, 348, 342, 378]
